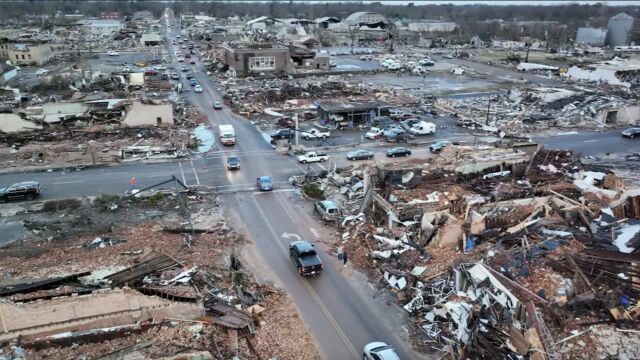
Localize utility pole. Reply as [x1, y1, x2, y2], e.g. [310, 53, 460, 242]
[485, 98, 491, 126]
[295, 113, 299, 146]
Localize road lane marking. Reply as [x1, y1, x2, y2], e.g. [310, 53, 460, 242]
[53, 180, 85, 185]
[178, 161, 187, 185]
[252, 189, 296, 195]
[274, 191, 296, 223]
[583, 140, 598, 143]
[190, 160, 200, 185]
[250, 195, 360, 360]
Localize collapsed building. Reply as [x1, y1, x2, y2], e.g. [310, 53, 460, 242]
[291, 141, 640, 359]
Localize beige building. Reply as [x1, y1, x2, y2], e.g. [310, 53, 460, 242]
[0, 41, 54, 65]
[123, 101, 174, 127]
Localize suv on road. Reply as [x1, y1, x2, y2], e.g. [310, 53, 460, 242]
[0, 181, 42, 202]
[315, 200, 340, 222]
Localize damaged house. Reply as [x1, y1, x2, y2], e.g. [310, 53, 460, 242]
[221, 43, 289, 77]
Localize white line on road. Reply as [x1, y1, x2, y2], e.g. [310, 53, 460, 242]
[53, 180, 85, 185]
[583, 140, 598, 143]
[178, 161, 187, 185]
[275, 191, 296, 223]
[252, 189, 296, 195]
[250, 195, 360, 359]
[190, 160, 200, 185]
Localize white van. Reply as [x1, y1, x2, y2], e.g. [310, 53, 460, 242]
[218, 124, 235, 145]
[409, 121, 436, 135]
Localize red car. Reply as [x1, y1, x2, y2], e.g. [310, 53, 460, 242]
[144, 69, 158, 75]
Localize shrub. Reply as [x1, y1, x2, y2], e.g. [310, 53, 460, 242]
[302, 183, 324, 200]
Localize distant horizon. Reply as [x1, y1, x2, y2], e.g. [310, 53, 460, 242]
[211, 0, 640, 5]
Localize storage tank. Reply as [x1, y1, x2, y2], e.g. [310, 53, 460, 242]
[606, 12, 634, 47]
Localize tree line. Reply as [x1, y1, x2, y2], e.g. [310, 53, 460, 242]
[1, 1, 638, 43]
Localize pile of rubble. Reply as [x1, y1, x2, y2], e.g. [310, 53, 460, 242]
[221, 75, 419, 121]
[437, 85, 639, 135]
[0, 98, 207, 169]
[0, 188, 319, 359]
[298, 142, 640, 358]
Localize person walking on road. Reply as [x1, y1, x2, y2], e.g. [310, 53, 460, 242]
[343, 250, 348, 267]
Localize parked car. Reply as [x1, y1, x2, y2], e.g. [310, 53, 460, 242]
[0, 181, 42, 202]
[430, 140, 452, 153]
[363, 342, 401, 360]
[270, 128, 293, 140]
[329, 60, 337, 67]
[190, 59, 196, 65]
[213, 102, 222, 110]
[301, 128, 330, 140]
[256, 176, 273, 191]
[177, 57, 184, 62]
[181, 65, 189, 72]
[622, 128, 640, 138]
[297, 151, 328, 164]
[386, 131, 412, 143]
[189, 79, 198, 86]
[226, 155, 240, 170]
[420, 58, 435, 66]
[315, 200, 339, 222]
[35, 68, 49, 76]
[107, 50, 119, 56]
[289, 240, 323, 276]
[389, 109, 406, 119]
[194, 85, 203, 93]
[408, 121, 436, 135]
[386, 147, 412, 157]
[122, 66, 132, 73]
[170, 73, 179, 80]
[347, 149, 374, 160]
[185, 73, 194, 80]
[144, 68, 158, 75]
[153, 65, 166, 71]
[366, 127, 384, 139]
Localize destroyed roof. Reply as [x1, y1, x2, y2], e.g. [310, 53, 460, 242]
[316, 100, 391, 112]
[140, 32, 162, 42]
[314, 17, 340, 23]
[293, 35, 319, 45]
[0, 113, 42, 133]
[84, 98, 126, 109]
[246, 16, 278, 25]
[123, 101, 174, 127]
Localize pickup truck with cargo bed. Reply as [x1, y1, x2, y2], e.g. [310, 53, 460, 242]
[289, 241, 323, 276]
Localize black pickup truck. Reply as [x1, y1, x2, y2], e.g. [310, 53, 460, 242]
[289, 241, 323, 276]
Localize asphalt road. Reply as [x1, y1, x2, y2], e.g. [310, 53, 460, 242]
[437, 55, 563, 86]
[534, 129, 640, 156]
[171, 18, 426, 360]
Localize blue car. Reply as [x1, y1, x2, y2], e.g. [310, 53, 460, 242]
[256, 176, 273, 191]
[189, 79, 198, 86]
